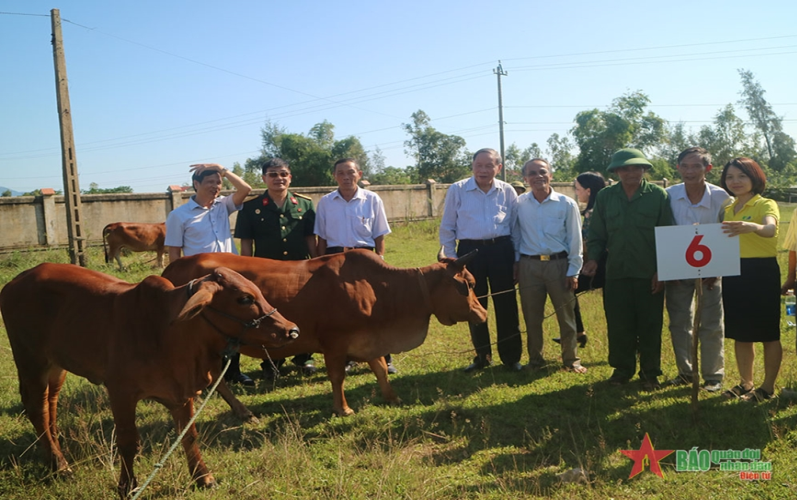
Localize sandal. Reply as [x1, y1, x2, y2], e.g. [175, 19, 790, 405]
[565, 364, 587, 374]
[741, 387, 774, 403]
[721, 384, 753, 400]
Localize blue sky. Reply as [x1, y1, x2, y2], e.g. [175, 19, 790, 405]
[2, 0, 796, 193]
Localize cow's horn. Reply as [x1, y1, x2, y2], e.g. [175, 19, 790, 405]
[437, 247, 446, 262]
[453, 249, 479, 267]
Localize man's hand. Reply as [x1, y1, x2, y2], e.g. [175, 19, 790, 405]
[582, 260, 597, 276]
[651, 272, 664, 295]
[702, 277, 718, 290]
[189, 163, 226, 176]
[566, 276, 578, 291]
[782, 278, 796, 295]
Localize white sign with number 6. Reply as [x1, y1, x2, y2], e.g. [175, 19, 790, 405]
[655, 223, 740, 281]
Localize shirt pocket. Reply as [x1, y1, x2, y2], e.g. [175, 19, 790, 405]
[633, 205, 660, 228]
[544, 212, 566, 236]
[605, 205, 624, 232]
[348, 204, 375, 239]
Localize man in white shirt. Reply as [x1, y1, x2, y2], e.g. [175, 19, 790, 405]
[440, 148, 522, 372]
[165, 163, 253, 385]
[512, 159, 585, 373]
[314, 158, 396, 373]
[664, 147, 730, 392]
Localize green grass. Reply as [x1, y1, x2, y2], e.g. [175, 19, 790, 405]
[1, 212, 797, 498]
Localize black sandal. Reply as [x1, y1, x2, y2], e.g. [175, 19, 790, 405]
[721, 384, 753, 400]
[741, 387, 774, 403]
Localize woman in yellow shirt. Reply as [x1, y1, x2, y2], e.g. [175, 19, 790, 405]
[720, 157, 781, 402]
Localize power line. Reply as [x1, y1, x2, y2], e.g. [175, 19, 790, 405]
[502, 34, 797, 62]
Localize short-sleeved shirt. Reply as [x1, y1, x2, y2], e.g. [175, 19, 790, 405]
[439, 177, 518, 258]
[314, 188, 391, 247]
[783, 206, 797, 252]
[165, 195, 241, 256]
[234, 191, 315, 260]
[512, 188, 583, 277]
[587, 179, 674, 280]
[666, 182, 731, 226]
[723, 194, 779, 258]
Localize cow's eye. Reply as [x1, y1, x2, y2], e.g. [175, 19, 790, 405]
[237, 296, 254, 306]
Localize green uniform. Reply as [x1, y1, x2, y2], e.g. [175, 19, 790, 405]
[235, 191, 316, 260]
[235, 190, 316, 372]
[588, 179, 674, 380]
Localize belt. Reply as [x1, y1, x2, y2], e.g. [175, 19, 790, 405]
[459, 236, 511, 246]
[521, 251, 568, 261]
[325, 246, 374, 255]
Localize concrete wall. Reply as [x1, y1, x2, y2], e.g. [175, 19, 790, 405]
[0, 181, 590, 252]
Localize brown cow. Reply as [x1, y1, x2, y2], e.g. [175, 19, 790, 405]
[103, 222, 166, 269]
[162, 249, 487, 417]
[0, 263, 299, 498]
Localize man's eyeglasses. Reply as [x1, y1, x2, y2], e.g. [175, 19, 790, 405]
[266, 171, 290, 178]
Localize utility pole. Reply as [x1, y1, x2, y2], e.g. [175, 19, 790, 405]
[51, 8, 86, 266]
[493, 61, 508, 181]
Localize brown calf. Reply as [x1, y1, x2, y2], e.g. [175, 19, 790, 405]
[103, 222, 166, 269]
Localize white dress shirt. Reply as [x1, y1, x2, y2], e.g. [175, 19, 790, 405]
[666, 182, 730, 226]
[439, 177, 518, 257]
[314, 187, 391, 247]
[512, 189, 583, 277]
[165, 195, 241, 256]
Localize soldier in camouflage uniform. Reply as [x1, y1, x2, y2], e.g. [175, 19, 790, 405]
[235, 158, 318, 378]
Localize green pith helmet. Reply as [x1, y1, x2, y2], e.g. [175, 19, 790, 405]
[607, 148, 653, 172]
[511, 181, 526, 193]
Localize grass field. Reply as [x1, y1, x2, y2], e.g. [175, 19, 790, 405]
[1, 210, 797, 499]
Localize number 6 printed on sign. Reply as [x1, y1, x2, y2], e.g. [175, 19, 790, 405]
[655, 224, 740, 281]
[685, 235, 712, 268]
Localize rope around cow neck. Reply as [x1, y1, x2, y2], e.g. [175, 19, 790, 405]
[131, 356, 233, 500]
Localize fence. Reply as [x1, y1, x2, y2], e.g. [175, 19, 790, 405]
[0, 181, 585, 253]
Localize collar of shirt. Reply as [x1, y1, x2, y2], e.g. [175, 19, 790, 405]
[187, 195, 221, 211]
[331, 187, 365, 201]
[671, 183, 712, 208]
[732, 193, 762, 211]
[464, 176, 498, 195]
[519, 188, 563, 205]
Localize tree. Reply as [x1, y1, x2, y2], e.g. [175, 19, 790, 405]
[256, 120, 370, 187]
[1, 189, 11, 197]
[369, 167, 413, 185]
[738, 69, 796, 170]
[696, 104, 753, 169]
[403, 110, 470, 183]
[570, 91, 666, 174]
[546, 133, 575, 181]
[504, 142, 542, 181]
[82, 183, 133, 194]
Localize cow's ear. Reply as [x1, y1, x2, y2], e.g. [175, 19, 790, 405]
[175, 289, 213, 322]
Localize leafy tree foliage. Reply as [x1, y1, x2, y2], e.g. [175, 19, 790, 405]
[738, 69, 797, 171]
[571, 91, 665, 174]
[403, 110, 470, 183]
[256, 120, 369, 187]
[369, 167, 413, 185]
[1, 189, 11, 197]
[82, 183, 133, 194]
[504, 143, 542, 182]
